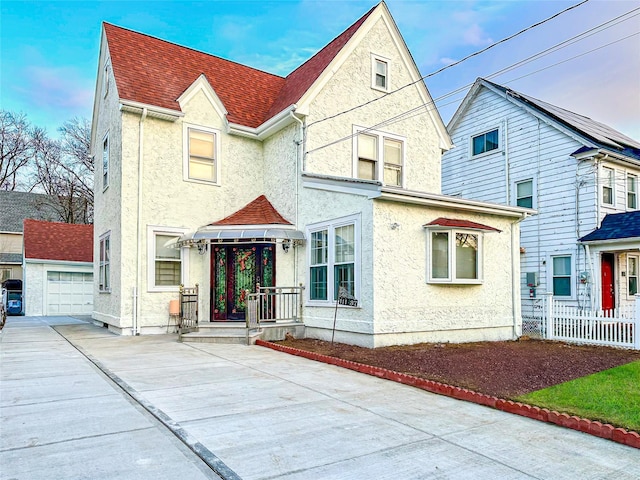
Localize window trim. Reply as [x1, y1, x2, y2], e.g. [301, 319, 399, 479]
[470, 127, 500, 158]
[601, 166, 615, 206]
[102, 132, 109, 191]
[183, 123, 221, 185]
[425, 228, 484, 284]
[1, 267, 12, 282]
[147, 226, 190, 292]
[99, 232, 110, 293]
[550, 253, 574, 299]
[352, 126, 405, 187]
[102, 62, 110, 98]
[513, 178, 535, 209]
[626, 173, 637, 210]
[371, 54, 390, 92]
[306, 214, 361, 307]
[628, 254, 638, 298]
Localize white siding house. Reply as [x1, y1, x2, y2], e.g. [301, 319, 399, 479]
[90, 5, 530, 347]
[442, 78, 640, 316]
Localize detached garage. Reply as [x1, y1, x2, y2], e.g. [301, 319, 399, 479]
[23, 220, 94, 316]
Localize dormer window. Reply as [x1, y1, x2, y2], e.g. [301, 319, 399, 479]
[371, 55, 389, 92]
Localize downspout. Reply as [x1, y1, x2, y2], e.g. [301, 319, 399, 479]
[584, 244, 596, 309]
[504, 118, 510, 204]
[512, 215, 526, 338]
[290, 110, 304, 287]
[535, 118, 541, 290]
[133, 107, 148, 335]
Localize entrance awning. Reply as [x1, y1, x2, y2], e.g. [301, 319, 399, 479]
[176, 226, 305, 247]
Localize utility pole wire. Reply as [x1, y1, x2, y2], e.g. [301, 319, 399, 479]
[307, 0, 591, 129]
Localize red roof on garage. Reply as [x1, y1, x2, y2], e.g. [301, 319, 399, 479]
[23, 220, 94, 262]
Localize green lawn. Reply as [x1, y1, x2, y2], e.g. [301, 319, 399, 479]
[517, 361, 640, 432]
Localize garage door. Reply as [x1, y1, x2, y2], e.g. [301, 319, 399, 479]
[47, 271, 94, 315]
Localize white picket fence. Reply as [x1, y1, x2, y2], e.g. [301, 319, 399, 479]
[541, 293, 640, 349]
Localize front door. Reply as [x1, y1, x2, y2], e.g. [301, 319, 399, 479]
[601, 253, 615, 311]
[211, 244, 275, 321]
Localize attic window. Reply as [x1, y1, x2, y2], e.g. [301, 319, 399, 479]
[471, 128, 499, 157]
[183, 124, 220, 185]
[371, 55, 389, 92]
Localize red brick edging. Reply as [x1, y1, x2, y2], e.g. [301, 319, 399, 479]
[256, 339, 640, 449]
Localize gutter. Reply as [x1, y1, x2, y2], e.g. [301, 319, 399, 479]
[378, 188, 535, 219]
[228, 105, 298, 140]
[119, 100, 182, 121]
[133, 107, 148, 336]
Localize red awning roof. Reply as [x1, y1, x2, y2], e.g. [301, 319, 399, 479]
[423, 217, 501, 232]
[210, 195, 292, 226]
[23, 219, 93, 262]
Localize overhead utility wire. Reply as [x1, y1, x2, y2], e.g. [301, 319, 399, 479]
[306, 0, 591, 129]
[304, 15, 639, 156]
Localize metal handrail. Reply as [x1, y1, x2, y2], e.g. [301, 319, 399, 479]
[246, 285, 304, 329]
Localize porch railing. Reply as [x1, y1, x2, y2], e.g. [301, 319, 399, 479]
[246, 285, 304, 330]
[178, 284, 199, 335]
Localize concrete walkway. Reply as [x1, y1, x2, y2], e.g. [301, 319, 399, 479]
[1, 317, 638, 480]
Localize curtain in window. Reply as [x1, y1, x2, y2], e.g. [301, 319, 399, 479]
[431, 232, 449, 278]
[552, 256, 571, 296]
[455, 233, 478, 279]
[155, 235, 181, 286]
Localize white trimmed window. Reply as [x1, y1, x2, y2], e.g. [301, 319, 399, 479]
[184, 125, 220, 184]
[427, 229, 483, 284]
[99, 234, 110, 292]
[307, 214, 360, 304]
[627, 174, 637, 210]
[551, 255, 572, 297]
[1, 267, 12, 282]
[602, 167, 614, 205]
[102, 133, 109, 190]
[102, 63, 109, 98]
[354, 127, 404, 187]
[515, 179, 534, 208]
[371, 55, 389, 91]
[148, 227, 189, 291]
[628, 255, 638, 297]
[471, 128, 499, 157]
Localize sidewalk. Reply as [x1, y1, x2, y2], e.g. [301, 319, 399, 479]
[2, 316, 639, 480]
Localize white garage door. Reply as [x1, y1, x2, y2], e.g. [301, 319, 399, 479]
[47, 271, 94, 315]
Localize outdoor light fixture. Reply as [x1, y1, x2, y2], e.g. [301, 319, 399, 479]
[282, 239, 291, 253]
[196, 241, 208, 255]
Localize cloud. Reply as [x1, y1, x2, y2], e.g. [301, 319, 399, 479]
[18, 66, 94, 111]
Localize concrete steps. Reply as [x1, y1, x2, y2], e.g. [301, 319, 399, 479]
[180, 321, 305, 345]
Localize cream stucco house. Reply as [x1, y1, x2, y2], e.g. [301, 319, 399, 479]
[90, 2, 532, 347]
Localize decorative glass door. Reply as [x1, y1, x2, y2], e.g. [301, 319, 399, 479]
[212, 244, 275, 321]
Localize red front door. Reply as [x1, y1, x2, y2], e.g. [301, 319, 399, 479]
[601, 253, 615, 311]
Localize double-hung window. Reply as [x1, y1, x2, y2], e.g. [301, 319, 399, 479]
[627, 174, 637, 210]
[371, 55, 389, 91]
[99, 234, 110, 292]
[307, 215, 359, 304]
[602, 167, 614, 205]
[354, 127, 404, 187]
[515, 179, 533, 208]
[148, 227, 189, 291]
[471, 128, 499, 157]
[551, 255, 572, 297]
[427, 229, 483, 284]
[102, 134, 109, 190]
[628, 255, 638, 297]
[184, 125, 219, 184]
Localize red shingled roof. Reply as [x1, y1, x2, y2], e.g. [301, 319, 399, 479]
[104, 4, 376, 128]
[210, 195, 292, 226]
[23, 220, 94, 262]
[424, 218, 501, 232]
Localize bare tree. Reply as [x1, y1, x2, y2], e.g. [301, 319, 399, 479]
[30, 117, 93, 224]
[0, 111, 34, 190]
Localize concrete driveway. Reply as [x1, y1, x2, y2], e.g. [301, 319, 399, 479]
[1, 316, 638, 480]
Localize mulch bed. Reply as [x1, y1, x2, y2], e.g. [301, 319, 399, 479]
[274, 338, 640, 398]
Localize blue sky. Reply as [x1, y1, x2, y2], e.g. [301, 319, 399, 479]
[2, 0, 639, 140]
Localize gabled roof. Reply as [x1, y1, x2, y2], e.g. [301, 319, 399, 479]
[23, 220, 93, 262]
[0, 191, 60, 233]
[209, 195, 292, 226]
[104, 5, 376, 129]
[578, 211, 640, 243]
[423, 217, 501, 232]
[450, 78, 640, 161]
